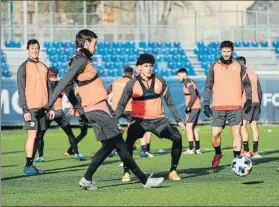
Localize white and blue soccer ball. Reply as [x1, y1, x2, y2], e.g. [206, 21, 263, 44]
[231, 156, 253, 177]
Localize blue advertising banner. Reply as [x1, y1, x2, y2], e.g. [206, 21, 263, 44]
[1, 77, 279, 126]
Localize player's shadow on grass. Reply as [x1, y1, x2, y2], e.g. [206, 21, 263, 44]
[2, 160, 120, 181]
[242, 181, 264, 185]
[251, 157, 279, 166]
[152, 146, 233, 156]
[152, 164, 230, 180]
[2, 165, 18, 168]
[97, 180, 170, 189]
[261, 150, 279, 156]
[1, 168, 85, 181]
[1, 150, 25, 155]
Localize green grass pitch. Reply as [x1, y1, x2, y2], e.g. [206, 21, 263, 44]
[2, 125, 279, 206]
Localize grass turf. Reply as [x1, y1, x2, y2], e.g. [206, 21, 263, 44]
[1, 125, 279, 206]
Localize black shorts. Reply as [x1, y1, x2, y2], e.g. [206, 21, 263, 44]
[23, 108, 48, 131]
[185, 109, 200, 125]
[85, 102, 121, 141]
[212, 109, 242, 128]
[47, 110, 70, 128]
[127, 117, 181, 140]
[121, 111, 133, 123]
[243, 103, 261, 122]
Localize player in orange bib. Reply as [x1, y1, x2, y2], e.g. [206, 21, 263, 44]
[34, 29, 164, 190]
[135, 62, 153, 158]
[115, 54, 186, 182]
[204, 41, 252, 168]
[236, 56, 262, 158]
[17, 39, 55, 175]
[176, 68, 202, 155]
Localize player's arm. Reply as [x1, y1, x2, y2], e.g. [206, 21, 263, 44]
[47, 81, 56, 111]
[64, 80, 84, 116]
[204, 64, 214, 106]
[184, 79, 196, 109]
[114, 80, 134, 119]
[17, 62, 29, 114]
[159, 77, 182, 123]
[241, 65, 252, 112]
[241, 66, 252, 101]
[257, 78, 263, 104]
[45, 56, 87, 110]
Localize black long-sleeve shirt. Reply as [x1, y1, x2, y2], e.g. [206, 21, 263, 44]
[44, 51, 86, 114]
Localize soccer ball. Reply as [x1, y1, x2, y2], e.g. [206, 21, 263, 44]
[231, 156, 253, 177]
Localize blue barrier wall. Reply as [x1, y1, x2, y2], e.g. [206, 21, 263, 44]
[1, 77, 279, 126]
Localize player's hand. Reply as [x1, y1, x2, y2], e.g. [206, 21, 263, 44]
[117, 123, 123, 130]
[34, 107, 49, 119]
[185, 107, 192, 114]
[178, 122, 186, 133]
[204, 105, 212, 118]
[79, 114, 88, 124]
[243, 100, 252, 113]
[67, 108, 75, 117]
[24, 112, 32, 122]
[49, 110, 55, 120]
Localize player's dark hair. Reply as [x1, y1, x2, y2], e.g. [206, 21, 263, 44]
[27, 39, 40, 50]
[236, 56, 246, 66]
[75, 29, 98, 48]
[123, 66, 133, 77]
[220, 40, 234, 51]
[48, 67, 58, 77]
[176, 68, 188, 75]
[137, 53, 155, 65]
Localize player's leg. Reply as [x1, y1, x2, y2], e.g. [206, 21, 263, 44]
[25, 130, 38, 172]
[123, 119, 146, 181]
[34, 130, 47, 162]
[240, 120, 251, 156]
[184, 109, 201, 154]
[228, 109, 243, 158]
[76, 119, 88, 143]
[145, 132, 152, 153]
[56, 110, 85, 161]
[250, 120, 261, 158]
[184, 123, 195, 154]
[250, 104, 262, 158]
[211, 110, 226, 168]
[140, 132, 153, 158]
[193, 125, 201, 153]
[193, 110, 201, 153]
[241, 104, 254, 157]
[23, 109, 46, 174]
[152, 118, 182, 181]
[65, 119, 88, 156]
[114, 134, 163, 187]
[79, 110, 163, 190]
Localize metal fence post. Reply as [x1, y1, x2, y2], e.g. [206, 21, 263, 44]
[23, 1, 28, 47]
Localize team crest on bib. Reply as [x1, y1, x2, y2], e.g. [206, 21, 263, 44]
[29, 121, 35, 128]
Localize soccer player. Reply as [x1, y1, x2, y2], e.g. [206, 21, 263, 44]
[176, 68, 202, 154]
[115, 53, 186, 182]
[17, 39, 55, 175]
[236, 56, 263, 158]
[65, 86, 88, 156]
[204, 40, 252, 168]
[135, 62, 154, 158]
[34, 29, 164, 190]
[107, 66, 134, 157]
[34, 67, 85, 162]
